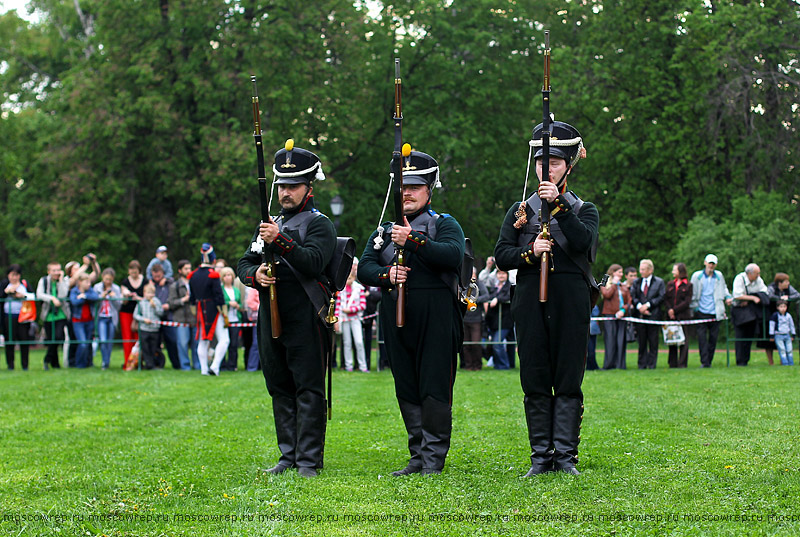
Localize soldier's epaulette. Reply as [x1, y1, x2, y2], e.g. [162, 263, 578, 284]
[273, 232, 295, 254]
[550, 194, 572, 217]
[187, 269, 197, 281]
[208, 269, 220, 279]
[310, 208, 329, 221]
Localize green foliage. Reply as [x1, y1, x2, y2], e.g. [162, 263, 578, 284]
[674, 191, 800, 282]
[1, 0, 799, 278]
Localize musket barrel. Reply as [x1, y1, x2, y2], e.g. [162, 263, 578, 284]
[251, 74, 282, 337]
[539, 31, 552, 303]
[391, 58, 406, 327]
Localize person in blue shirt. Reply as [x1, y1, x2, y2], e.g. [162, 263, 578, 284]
[689, 254, 732, 367]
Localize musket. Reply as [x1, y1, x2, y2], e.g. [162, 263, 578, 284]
[251, 75, 282, 338]
[391, 58, 408, 327]
[539, 30, 553, 303]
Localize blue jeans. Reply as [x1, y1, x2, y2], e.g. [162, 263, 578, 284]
[176, 325, 197, 370]
[159, 325, 180, 369]
[96, 317, 115, 368]
[72, 320, 94, 368]
[775, 334, 794, 365]
[491, 328, 511, 370]
[247, 331, 260, 371]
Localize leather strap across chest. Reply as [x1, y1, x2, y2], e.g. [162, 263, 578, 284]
[275, 209, 331, 323]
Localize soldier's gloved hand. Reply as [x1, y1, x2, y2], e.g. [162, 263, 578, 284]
[389, 265, 411, 285]
[259, 221, 280, 244]
[532, 232, 552, 258]
[256, 263, 276, 287]
[391, 217, 412, 247]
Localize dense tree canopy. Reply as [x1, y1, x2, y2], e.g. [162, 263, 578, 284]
[1, 0, 798, 282]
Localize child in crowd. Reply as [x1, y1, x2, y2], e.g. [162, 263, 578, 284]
[146, 246, 173, 280]
[134, 282, 163, 369]
[69, 273, 100, 368]
[92, 268, 122, 370]
[769, 300, 796, 366]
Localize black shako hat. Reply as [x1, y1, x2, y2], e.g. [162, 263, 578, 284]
[273, 139, 326, 185]
[531, 121, 584, 168]
[392, 149, 441, 188]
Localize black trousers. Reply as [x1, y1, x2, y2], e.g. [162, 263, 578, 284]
[381, 287, 459, 406]
[637, 322, 660, 369]
[66, 320, 77, 367]
[695, 312, 719, 366]
[3, 313, 30, 370]
[241, 325, 254, 367]
[259, 288, 328, 401]
[734, 320, 758, 366]
[44, 318, 67, 368]
[513, 273, 589, 400]
[668, 342, 689, 368]
[139, 331, 160, 369]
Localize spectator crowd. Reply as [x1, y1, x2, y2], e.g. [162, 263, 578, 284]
[1, 248, 797, 372]
[0, 246, 261, 373]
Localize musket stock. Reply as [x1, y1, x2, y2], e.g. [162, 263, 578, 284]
[251, 75, 282, 338]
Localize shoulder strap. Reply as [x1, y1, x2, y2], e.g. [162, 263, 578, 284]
[277, 209, 323, 244]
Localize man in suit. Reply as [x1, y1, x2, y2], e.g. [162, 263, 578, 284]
[631, 259, 666, 369]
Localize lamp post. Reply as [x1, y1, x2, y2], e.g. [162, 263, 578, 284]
[330, 195, 344, 233]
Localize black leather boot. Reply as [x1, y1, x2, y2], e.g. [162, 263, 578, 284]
[391, 399, 423, 476]
[264, 395, 297, 475]
[420, 396, 452, 475]
[552, 396, 583, 475]
[295, 391, 327, 477]
[522, 395, 554, 477]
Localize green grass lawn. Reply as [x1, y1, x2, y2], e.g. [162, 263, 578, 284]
[1, 347, 799, 536]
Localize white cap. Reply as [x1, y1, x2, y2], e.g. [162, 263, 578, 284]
[704, 254, 718, 264]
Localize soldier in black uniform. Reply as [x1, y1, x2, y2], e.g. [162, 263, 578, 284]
[358, 149, 466, 476]
[494, 121, 598, 476]
[237, 141, 336, 478]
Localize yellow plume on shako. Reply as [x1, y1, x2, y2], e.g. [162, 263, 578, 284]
[285, 139, 294, 151]
[402, 143, 411, 157]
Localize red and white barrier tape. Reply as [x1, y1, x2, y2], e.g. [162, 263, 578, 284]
[591, 316, 725, 326]
[154, 320, 256, 328]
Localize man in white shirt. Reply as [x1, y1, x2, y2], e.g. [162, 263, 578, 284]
[731, 263, 768, 366]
